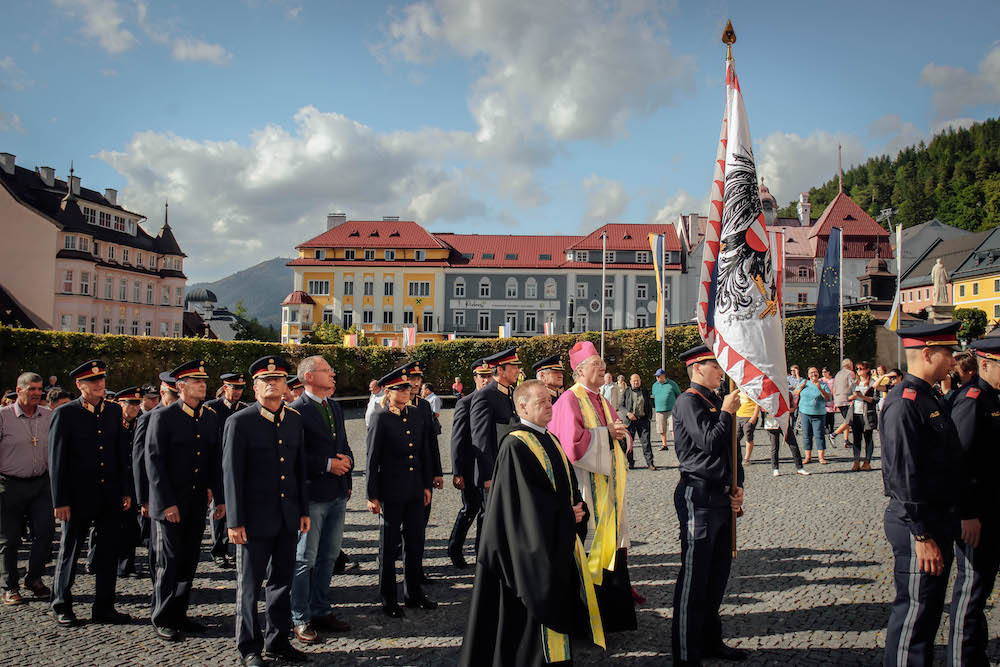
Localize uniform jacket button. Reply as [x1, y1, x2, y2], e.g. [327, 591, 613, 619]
[409, 467, 414, 471]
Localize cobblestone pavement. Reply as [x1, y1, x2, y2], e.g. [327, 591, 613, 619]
[3, 408, 998, 666]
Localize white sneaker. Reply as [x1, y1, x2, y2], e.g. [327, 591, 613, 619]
[772, 469, 780, 476]
[796, 468, 811, 476]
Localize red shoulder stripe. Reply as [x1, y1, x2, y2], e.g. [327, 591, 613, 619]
[966, 388, 981, 399]
[902, 388, 917, 401]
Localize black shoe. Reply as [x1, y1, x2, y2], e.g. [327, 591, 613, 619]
[381, 603, 405, 619]
[213, 555, 228, 567]
[703, 643, 749, 661]
[419, 573, 436, 585]
[448, 547, 468, 569]
[155, 625, 182, 642]
[264, 643, 311, 662]
[92, 609, 132, 624]
[51, 611, 79, 627]
[404, 597, 437, 610]
[241, 654, 266, 667]
[180, 618, 206, 633]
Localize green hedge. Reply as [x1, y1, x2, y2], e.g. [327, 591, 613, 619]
[0, 311, 877, 396]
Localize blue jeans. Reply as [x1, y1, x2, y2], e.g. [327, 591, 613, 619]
[800, 414, 826, 452]
[290, 496, 348, 625]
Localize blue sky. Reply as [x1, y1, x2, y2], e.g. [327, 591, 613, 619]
[2, 0, 998, 281]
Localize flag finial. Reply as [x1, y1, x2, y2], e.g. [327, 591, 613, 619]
[721, 20, 736, 60]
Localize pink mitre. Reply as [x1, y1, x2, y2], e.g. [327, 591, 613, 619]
[569, 340, 600, 369]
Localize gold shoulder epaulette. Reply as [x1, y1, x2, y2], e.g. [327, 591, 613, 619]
[202, 404, 216, 413]
[284, 405, 301, 415]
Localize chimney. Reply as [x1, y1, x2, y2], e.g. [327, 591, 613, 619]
[326, 212, 346, 230]
[70, 175, 81, 196]
[38, 166, 55, 187]
[104, 188, 117, 206]
[797, 193, 811, 227]
[382, 215, 399, 221]
[0, 153, 13, 175]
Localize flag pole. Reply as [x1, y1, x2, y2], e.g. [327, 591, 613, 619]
[661, 233, 667, 370]
[781, 231, 787, 334]
[839, 227, 844, 365]
[895, 219, 902, 367]
[722, 19, 739, 560]
[601, 229, 607, 358]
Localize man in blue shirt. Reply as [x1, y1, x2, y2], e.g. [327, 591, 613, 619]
[651, 369, 681, 451]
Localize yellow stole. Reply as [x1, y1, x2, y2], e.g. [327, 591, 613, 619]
[569, 383, 627, 585]
[510, 430, 606, 662]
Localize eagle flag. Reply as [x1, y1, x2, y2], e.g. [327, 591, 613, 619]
[697, 55, 791, 434]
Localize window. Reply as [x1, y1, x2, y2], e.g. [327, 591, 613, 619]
[364, 249, 376, 260]
[343, 280, 354, 296]
[408, 281, 430, 297]
[364, 280, 375, 296]
[384, 282, 394, 296]
[102, 318, 111, 334]
[76, 315, 87, 333]
[383, 310, 394, 325]
[604, 314, 613, 330]
[422, 311, 434, 332]
[83, 206, 97, 225]
[80, 271, 91, 295]
[173, 322, 180, 338]
[995, 279, 1000, 293]
[973, 283, 980, 296]
[479, 278, 491, 298]
[363, 309, 374, 324]
[108, 245, 116, 261]
[64, 235, 77, 250]
[525, 311, 537, 332]
[574, 313, 587, 332]
[113, 215, 127, 232]
[960, 285, 966, 297]
[635, 251, 650, 263]
[636, 312, 648, 328]
[144, 321, 151, 336]
[604, 282, 614, 299]
[454, 311, 465, 329]
[61, 270, 74, 293]
[59, 314, 72, 331]
[175, 287, 183, 307]
[117, 319, 126, 335]
[862, 284, 870, 297]
[637, 283, 648, 300]
[525, 278, 537, 299]
[344, 249, 356, 260]
[307, 280, 330, 296]
[478, 311, 491, 332]
[131, 320, 139, 335]
[384, 250, 395, 261]
[93, 241, 100, 256]
[664, 283, 671, 300]
[539, 254, 552, 261]
[797, 292, 808, 305]
[285, 307, 299, 323]
[799, 266, 810, 278]
[576, 283, 586, 298]
[505, 312, 517, 331]
[454, 278, 466, 298]
[604, 251, 616, 263]
[482, 253, 495, 260]
[133, 281, 141, 302]
[575, 251, 588, 262]
[343, 310, 353, 328]
[122, 248, 130, 264]
[146, 283, 153, 304]
[104, 277, 113, 299]
[322, 305, 334, 324]
[506, 277, 518, 298]
[505, 253, 518, 260]
[160, 322, 169, 337]
[403, 309, 414, 325]
[415, 250, 426, 261]
[544, 278, 557, 299]
[995, 304, 1000, 318]
[162, 287, 170, 305]
[99, 211, 112, 228]
[907, 290, 913, 301]
[136, 251, 142, 266]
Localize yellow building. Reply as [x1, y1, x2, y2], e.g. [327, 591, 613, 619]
[950, 227, 1000, 323]
[282, 215, 449, 345]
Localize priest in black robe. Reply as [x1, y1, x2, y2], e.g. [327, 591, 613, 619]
[460, 380, 605, 667]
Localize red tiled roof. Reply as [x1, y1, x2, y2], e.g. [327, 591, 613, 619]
[297, 220, 448, 249]
[287, 259, 449, 268]
[572, 262, 681, 270]
[435, 234, 583, 268]
[281, 290, 316, 305]
[567, 223, 681, 251]
[770, 226, 814, 258]
[809, 193, 889, 239]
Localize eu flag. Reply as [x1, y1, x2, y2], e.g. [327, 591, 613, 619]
[814, 226, 841, 335]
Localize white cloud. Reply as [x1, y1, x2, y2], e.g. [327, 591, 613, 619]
[286, 6, 302, 20]
[0, 109, 25, 133]
[582, 175, 628, 227]
[920, 43, 1000, 120]
[755, 130, 866, 206]
[171, 38, 232, 65]
[929, 117, 978, 137]
[52, 0, 138, 54]
[97, 106, 489, 280]
[866, 113, 925, 157]
[0, 56, 34, 91]
[649, 188, 708, 225]
[99, 68, 118, 77]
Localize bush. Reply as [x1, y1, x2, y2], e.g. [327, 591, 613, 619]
[0, 311, 877, 397]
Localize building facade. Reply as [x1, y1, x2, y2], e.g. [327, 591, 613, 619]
[951, 227, 1000, 323]
[0, 153, 186, 336]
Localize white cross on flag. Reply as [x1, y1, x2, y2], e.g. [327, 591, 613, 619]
[697, 56, 790, 434]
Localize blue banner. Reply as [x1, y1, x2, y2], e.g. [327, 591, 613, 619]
[814, 227, 841, 336]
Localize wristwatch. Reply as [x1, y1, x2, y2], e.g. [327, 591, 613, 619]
[913, 534, 932, 542]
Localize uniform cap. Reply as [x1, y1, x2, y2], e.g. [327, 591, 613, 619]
[158, 371, 178, 393]
[405, 361, 424, 377]
[71, 359, 107, 381]
[470, 358, 492, 376]
[171, 359, 209, 380]
[532, 354, 563, 374]
[484, 347, 520, 368]
[220, 372, 246, 386]
[897, 321, 961, 350]
[378, 364, 412, 390]
[679, 345, 717, 367]
[969, 337, 1000, 361]
[115, 387, 142, 402]
[250, 356, 290, 380]
[286, 375, 303, 390]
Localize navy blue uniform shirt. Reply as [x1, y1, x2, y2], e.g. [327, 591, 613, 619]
[948, 374, 1000, 522]
[672, 383, 744, 488]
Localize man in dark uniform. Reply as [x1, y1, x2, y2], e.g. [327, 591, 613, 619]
[882, 321, 964, 667]
[366, 365, 437, 618]
[403, 362, 443, 583]
[204, 372, 247, 568]
[533, 353, 565, 403]
[48, 360, 132, 627]
[447, 358, 493, 568]
[146, 360, 225, 641]
[223, 356, 310, 667]
[671, 345, 746, 666]
[114, 387, 142, 578]
[948, 337, 1000, 666]
[134, 372, 178, 580]
[470, 348, 520, 497]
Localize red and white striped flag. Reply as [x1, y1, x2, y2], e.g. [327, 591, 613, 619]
[697, 55, 790, 433]
[447, 333, 457, 341]
[767, 228, 785, 318]
[543, 321, 554, 335]
[402, 326, 416, 347]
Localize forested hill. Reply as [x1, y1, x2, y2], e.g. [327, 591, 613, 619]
[777, 117, 1000, 231]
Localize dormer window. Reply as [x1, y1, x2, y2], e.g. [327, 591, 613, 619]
[349, 230, 360, 237]
[415, 250, 426, 261]
[344, 249, 356, 260]
[575, 251, 588, 262]
[64, 235, 77, 250]
[365, 249, 375, 260]
[315, 249, 326, 260]
[389, 231, 400, 237]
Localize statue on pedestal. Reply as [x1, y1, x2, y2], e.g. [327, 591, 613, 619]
[931, 258, 950, 305]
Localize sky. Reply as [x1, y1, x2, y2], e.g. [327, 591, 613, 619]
[2, 0, 999, 282]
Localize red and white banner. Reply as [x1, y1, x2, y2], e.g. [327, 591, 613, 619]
[402, 326, 416, 347]
[767, 228, 785, 317]
[697, 57, 790, 433]
[543, 321, 555, 335]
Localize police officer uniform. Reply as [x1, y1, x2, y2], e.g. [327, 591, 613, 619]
[403, 362, 443, 550]
[670, 345, 746, 666]
[115, 387, 142, 577]
[447, 359, 493, 568]
[532, 353, 564, 404]
[48, 360, 132, 626]
[469, 348, 519, 492]
[882, 322, 965, 667]
[366, 365, 437, 617]
[146, 360, 224, 640]
[223, 357, 309, 666]
[204, 372, 247, 567]
[943, 337, 1000, 666]
[133, 372, 177, 580]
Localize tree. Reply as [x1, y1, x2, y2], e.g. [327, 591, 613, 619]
[954, 307, 987, 342]
[303, 322, 375, 346]
[231, 300, 279, 342]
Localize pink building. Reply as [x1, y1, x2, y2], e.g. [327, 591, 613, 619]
[0, 153, 186, 336]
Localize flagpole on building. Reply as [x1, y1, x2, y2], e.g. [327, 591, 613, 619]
[839, 226, 844, 365]
[781, 231, 787, 334]
[601, 230, 607, 358]
[661, 233, 667, 370]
